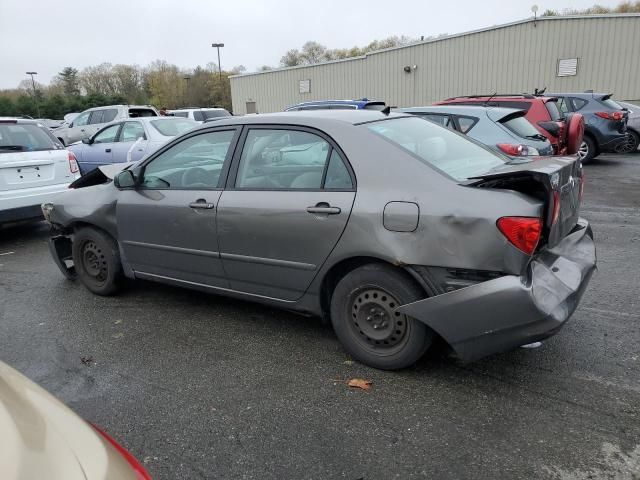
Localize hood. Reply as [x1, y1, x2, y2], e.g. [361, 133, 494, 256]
[0, 362, 137, 480]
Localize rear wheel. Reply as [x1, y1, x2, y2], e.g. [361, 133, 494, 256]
[578, 136, 596, 163]
[616, 130, 639, 154]
[72, 227, 123, 296]
[330, 263, 433, 370]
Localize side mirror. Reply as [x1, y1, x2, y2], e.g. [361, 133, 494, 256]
[82, 137, 92, 144]
[68, 123, 74, 128]
[114, 169, 137, 189]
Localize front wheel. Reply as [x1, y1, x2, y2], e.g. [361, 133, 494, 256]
[330, 264, 433, 370]
[72, 227, 123, 296]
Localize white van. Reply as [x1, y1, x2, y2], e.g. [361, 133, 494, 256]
[0, 118, 80, 224]
[54, 105, 159, 146]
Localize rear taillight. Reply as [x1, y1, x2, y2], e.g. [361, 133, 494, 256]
[595, 111, 623, 121]
[496, 144, 540, 156]
[551, 190, 561, 225]
[497, 217, 542, 255]
[91, 424, 152, 480]
[67, 151, 79, 174]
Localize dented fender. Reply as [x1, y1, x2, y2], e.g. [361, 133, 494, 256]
[397, 219, 596, 362]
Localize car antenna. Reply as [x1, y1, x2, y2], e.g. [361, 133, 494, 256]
[381, 106, 391, 116]
[483, 92, 497, 106]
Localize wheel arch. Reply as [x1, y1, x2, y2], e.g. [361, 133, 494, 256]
[318, 256, 432, 321]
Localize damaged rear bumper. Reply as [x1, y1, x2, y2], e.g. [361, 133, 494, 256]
[397, 218, 596, 363]
[48, 234, 77, 280]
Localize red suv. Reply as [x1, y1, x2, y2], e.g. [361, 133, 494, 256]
[436, 94, 582, 155]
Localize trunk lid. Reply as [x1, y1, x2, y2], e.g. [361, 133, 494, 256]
[0, 150, 73, 192]
[470, 156, 583, 248]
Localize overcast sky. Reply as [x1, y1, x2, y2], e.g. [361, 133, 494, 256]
[0, 0, 622, 89]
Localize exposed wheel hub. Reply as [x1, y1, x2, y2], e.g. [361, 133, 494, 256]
[351, 289, 407, 347]
[82, 241, 107, 282]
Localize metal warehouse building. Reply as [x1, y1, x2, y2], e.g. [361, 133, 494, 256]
[230, 14, 640, 114]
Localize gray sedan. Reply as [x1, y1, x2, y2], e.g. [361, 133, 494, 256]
[44, 110, 596, 370]
[68, 116, 198, 175]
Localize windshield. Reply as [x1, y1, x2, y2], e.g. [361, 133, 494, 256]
[0, 123, 57, 154]
[500, 115, 542, 139]
[365, 116, 507, 181]
[151, 118, 197, 136]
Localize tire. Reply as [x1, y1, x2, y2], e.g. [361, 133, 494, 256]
[616, 130, 640, 154]
[578, 135, 596, 163]
[72, 227, 123, 296]
[330, 263, 433, 370]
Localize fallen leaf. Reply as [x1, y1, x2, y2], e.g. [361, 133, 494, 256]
[343, 360, 353, 366]
[112, 332, 124, 339]
[347, 378, 372, 391]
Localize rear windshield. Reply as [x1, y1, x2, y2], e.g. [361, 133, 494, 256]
[151, 119, 197, 136]
[500, 114, 541, 139]
[129, 108, 157, 118]
[0, 123, 57, 154]
[545, 100, 562, 121]
[195, 109, 231, 121]
[599, 98, 622, 110]
[365, 117, 506, 181]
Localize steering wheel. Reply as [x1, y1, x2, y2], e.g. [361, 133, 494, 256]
[181, 167, 211, 188]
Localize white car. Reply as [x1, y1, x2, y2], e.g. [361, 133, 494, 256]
[0, 118, 80, 224]
[167, 107, 231, 123]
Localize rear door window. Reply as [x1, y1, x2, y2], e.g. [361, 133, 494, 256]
[88, 110, 105, 125]
[556, 97, 571, 115]
[102, 109, 118, 123]
[235, 129, 349, 190]
[193, 111, 205, 122]
[420, 114, 455, 130]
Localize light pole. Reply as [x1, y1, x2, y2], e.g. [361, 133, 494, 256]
[183, 76, 191, 107]
[26, 71, 41, 118]
[211, 43, 224, 81]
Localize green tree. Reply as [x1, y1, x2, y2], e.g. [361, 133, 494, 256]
[58, 67, 80, 96]
[0, 97, 16, 116]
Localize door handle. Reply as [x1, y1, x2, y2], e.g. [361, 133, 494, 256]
[105, 148, 111, 153]
[189, 199, 215, 210]
[306, 202, 341, 215]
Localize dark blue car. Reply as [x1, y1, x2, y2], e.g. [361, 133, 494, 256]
[545, 91, 629, 162]
[285, 98, 386, 111]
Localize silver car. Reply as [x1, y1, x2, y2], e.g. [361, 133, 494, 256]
[67, 116, 198, 175]
[54, 105, 159, 146]
[401, 105, 555, 156]
[44, 110, 596, 370]
[618, 101, 640, 153]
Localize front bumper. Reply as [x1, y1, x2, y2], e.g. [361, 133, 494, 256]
[397, 218, 596, 363]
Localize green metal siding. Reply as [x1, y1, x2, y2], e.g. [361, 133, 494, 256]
[230, 15, 640, 114]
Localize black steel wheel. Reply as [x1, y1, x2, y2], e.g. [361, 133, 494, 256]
[72, 227, 123, 296]
[615, 131, 639, 154]
[331, 263, 433, 370]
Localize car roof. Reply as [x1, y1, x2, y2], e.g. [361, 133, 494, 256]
[402, 105, 523, 117]
[84, 104, 156, 111]
[169, 107, 228, 112]
[0, 117, 40, 124]
[193, 109, 410, 128]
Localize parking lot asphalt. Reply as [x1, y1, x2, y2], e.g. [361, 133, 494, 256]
[1, 153, 639, 480]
